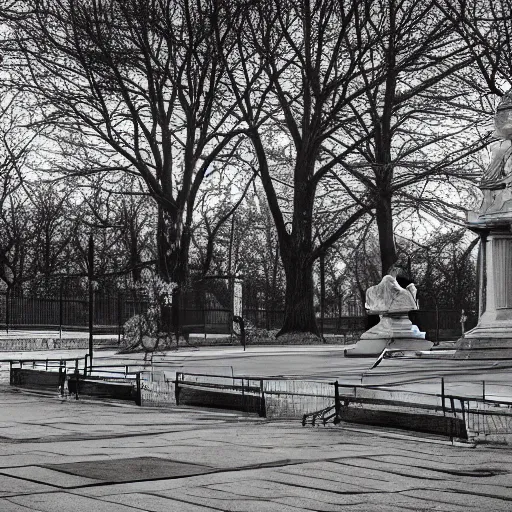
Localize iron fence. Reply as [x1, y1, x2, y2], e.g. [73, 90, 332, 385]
[0, 292, 233, 336]
[242, 308, 284, 330]
[0, 290, 478, 342]
[242, 307, 476, 340]
[7, 361, 512, 441]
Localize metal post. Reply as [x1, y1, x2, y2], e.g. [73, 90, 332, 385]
[337, 287, 342, 336]
[88, 234, 94, 373]
[441, 377, 445, 416]
[435, 302, 439, 343]
[6, 288, 9, 334]
[259, 379, 266, 418]
[84, 354, 88, 376]
[483, 380, 486, 401]
[73, 368, 79, 400]
[117, 291, 122, 344]
[241, 378, 245, 412]
[320, 251, 325, 341]
[58, 364, 64, 397]
[9, 361, 12, 385]
[135, 372, 141, 406]
[59, 281, 63, 339]
[334, 380, 340, 421]
[175, 372, 181, 405]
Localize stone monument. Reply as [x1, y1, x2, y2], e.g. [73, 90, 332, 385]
[345, 270, 432, 357]
[456, 91, 512, 358]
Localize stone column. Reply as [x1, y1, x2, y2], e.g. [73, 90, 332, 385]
[477, 233, 512, 324]
[456, 232, 512, 358]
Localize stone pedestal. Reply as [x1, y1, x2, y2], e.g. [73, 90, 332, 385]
[456, 90, 512, 358]
[345, 312, 431, 357]
[455, 229, 512, 359]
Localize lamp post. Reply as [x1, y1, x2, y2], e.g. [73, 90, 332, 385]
[88, 234, 94, 374]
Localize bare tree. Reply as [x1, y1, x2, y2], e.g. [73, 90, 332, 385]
[5, 0, 246, 325]
[337, 0, 487, 276]
[436, 0, 512, 96]
[0, 92, 37, 290]
[215, 0, 383, 335]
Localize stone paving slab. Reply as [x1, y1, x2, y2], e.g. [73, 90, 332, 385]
[0, 474, 56, 497]
[99, 492, 218, 511]
[2, 383, 512, 510]
[3, 492, 146, 512]
[43, 456, 214, 483]
[0, 465, 102, 487]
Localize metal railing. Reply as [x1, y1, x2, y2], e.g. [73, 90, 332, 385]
[0, 292, 233, 335]
[241, 307, 477, 340]
[6, 363, 512, 440]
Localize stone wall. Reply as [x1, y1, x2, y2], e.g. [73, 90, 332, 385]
[0, 337, 117, 351]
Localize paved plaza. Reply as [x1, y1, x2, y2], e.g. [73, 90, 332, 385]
[1, 388, 512, 511]
[2, 342, 512, 510]
[1, 342, 512, 399]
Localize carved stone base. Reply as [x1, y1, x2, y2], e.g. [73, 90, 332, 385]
[345, 313, 432, 357]
[454, 323, 512, 359]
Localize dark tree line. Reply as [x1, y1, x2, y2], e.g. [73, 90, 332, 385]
[0, 0, 502, 335]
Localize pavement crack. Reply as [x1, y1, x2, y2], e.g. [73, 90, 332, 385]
[444, 486, 512, 502]
[329, 459, 443, 481]
[275, 468, 382, 490]
[0, 471, 67, 489]
[144, 491, 227, 511]
[261, 477, 386, 496]
[3, 496, 46, 511]
[362, 456, 510, 478]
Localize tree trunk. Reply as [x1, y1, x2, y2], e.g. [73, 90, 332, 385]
[278, 248, 319, 336]
[375, 194, 397, 276]
[156, 206, 190, 335]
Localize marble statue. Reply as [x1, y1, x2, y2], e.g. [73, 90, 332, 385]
[365, 275, 418, 313]
[478, 91, 512, 218]
[480, 139, 512, 190]
[457, 89, 512, 358]
[345, 270, 431, 357]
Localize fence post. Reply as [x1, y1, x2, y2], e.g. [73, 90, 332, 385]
[320, 251, 325, 340]
[58, 364, 64, 396]
[9, 361, 12, 385]
[460, 399, 466, 424]
[74, 368, 79, 400]
[135, 372, 141, 406]
[483, 380, 486, 402]
[259, 379, 266, 418]
[84, 354, 88, 376]
[334, 380, 340, 422]
[117, 291, 123, 344]
[441, 377, 445, 416]
[6, 288, 9, 334]
[241, 378, 245, 412]
[175, 372, 181, 405]
[59, 282, 63, 339]
[435, 304, 439, 343]
[88, 234, 94, 373]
